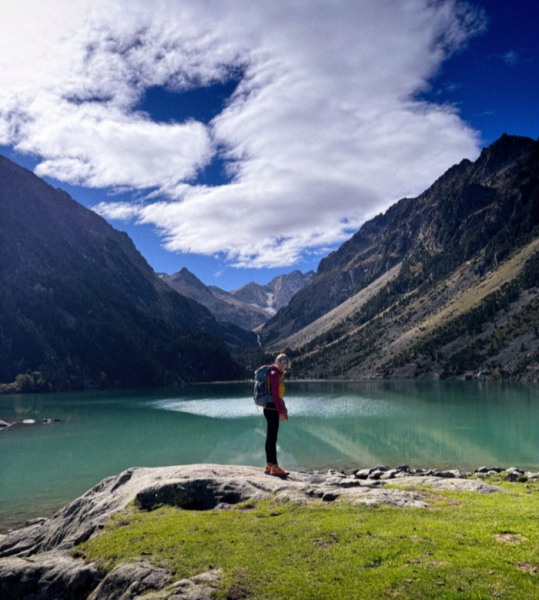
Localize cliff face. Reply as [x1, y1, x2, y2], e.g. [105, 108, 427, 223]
[261, 135, 539, 381]
[0, 154, 252, 389]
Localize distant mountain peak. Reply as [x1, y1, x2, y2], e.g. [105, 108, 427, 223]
[168, 267, 208, 291]
[161, 268, 315, 330]
[476, 133, 535, 171]
[230, 270, 315, 313]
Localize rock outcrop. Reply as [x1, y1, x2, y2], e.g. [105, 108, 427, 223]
[0, 551, 100, 600]
[89, 564, 222, 600]
[0, 464, 506, 600]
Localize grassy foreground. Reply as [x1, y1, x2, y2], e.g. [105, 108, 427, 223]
[75, 477, 539, 599]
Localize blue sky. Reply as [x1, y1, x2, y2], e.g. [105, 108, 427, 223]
[1, 0, 537, 291]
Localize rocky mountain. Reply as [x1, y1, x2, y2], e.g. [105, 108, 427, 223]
[0, 154, 255, 391]
[260, 134, 539, 381]
[159, 269, 272, 330]
[230, 270, 315, 314]
[160, 268, 314, 331]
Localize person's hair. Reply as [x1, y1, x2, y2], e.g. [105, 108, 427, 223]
[275, 353, 290, 367]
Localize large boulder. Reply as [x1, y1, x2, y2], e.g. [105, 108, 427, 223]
[0, 550, 100, 600]
[0, 465, 277, 559]
[88, 561, 169, 600]
[0, 463, 507, 599]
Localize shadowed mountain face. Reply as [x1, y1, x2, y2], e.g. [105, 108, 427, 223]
[160, 269, 273, 330]
[0, 155, 254, 390]
[260, 135, 539, 382]
[160, 269, 314, 331]
[260, 135, 538, 346]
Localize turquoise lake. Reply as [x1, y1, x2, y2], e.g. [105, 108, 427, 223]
[0, 380, 538, 532]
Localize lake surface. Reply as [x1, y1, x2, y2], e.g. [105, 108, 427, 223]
[1, 380, 537, 531]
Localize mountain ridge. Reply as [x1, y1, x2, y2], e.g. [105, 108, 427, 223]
[0, 154, 254, 391]
[160, 268, 314, 331]
[261, 134, 537, 344]
[261, 134, 539, 381]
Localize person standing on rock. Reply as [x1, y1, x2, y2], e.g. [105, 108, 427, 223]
[264, 354, 290, 477]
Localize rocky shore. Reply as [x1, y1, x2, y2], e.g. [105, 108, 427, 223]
[1, 463, 537, 600]
[0, 417, 61, 430]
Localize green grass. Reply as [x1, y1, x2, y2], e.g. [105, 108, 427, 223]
[74, 478, 539, 599]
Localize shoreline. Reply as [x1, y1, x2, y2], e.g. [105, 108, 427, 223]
[2, 374, 538, 395]
[1, 463, 539, 599]
[2, 462, 537, 535]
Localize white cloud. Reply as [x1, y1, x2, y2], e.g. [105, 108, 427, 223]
[501, 50, 519, 66]
[0, 0, 487, 268]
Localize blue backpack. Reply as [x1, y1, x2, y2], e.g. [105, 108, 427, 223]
[253, 365, 273, 407]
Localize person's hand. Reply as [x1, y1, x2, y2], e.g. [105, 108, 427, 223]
[280, 412, 288, 422]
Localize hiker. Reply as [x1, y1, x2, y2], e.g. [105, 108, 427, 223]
[264, 353, 290, 477]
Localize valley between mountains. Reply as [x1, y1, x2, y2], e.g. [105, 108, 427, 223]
[1, 133, 538, 390]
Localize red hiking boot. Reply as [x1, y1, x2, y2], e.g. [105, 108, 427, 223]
[269, 465, 289, 477]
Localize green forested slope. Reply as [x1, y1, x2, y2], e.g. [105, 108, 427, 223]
[0, 154, 254, 391]
[265, 135, 539, 381]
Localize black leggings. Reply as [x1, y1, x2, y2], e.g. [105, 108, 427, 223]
[264, 408, 280, 464]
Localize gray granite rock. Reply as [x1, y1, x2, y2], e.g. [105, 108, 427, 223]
[437, 471, 456, 478]
[370, 465, 390, 473]
[326, 469, 346, 477]
[352, 488, 429, 509]
[190, 569, 222, 584]
[325, 477, 364, 488]
[396, 464, 411, 473]
[0, 550, 100, 600]
[401, 477, 504, 494]
[476, 466, 504, 474]
[0, 463, 509, 600]
[353, 468, 371, 479]
[506, 467, 525, 475]
[93, 567, 222, 600]
[0, 465, 279, 560]
[339, 477, 365, 488]
[26, 518, 49, 528]
[323, 476, 348, 486]
[158, 570, 221, 600]
[322, 491, 341, 502]
[135, 477, 268, 511]
[89, 561, 169, 600]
